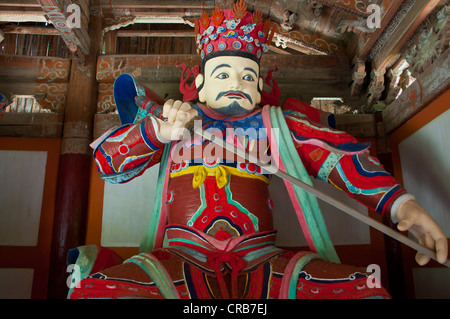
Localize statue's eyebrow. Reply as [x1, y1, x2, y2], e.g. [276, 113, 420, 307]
[244, 67, 258, 77]
[210, 63, 231, 77]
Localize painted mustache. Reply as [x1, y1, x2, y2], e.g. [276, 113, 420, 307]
[216, 90, 253, 104]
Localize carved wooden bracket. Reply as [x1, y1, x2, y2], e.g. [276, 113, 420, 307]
[367, 68, 386, 106]
[350, 56, 366, 98]
[384, 67, 403, 105]
[382, 49, 449, 133]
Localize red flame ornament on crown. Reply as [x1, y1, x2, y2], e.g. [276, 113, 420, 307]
[195, 1, 274, 62]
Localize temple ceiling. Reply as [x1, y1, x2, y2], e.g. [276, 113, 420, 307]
[0, 0, 448, 115]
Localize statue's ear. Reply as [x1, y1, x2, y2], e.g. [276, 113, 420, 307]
[256, 76, 264, 105]
[195, 74, 206, 102]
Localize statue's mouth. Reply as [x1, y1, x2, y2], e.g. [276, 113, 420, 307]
[224, 92, 246, 99]
[216, 90, 252, 104]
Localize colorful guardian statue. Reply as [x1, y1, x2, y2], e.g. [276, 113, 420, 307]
[68, 1, 447, 299]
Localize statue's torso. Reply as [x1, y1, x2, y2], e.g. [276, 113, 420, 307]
[166, 111, 274, 239]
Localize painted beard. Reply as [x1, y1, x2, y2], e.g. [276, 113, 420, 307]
[212, 90, 254, 116]
[210, 100, 253, 116]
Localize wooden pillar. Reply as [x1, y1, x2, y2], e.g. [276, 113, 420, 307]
[375, 111, 407, 299]
[47, 15, 102, 299]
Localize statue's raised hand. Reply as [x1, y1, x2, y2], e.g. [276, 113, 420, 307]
[156, 99, 198, 141]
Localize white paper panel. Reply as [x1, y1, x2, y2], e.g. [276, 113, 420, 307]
[0, 268, 34, 299]
[398, 109, 450, 237]
[270, 175, 370, 247]
[101, 164, 160, 247]
[0, 150, 47, 246]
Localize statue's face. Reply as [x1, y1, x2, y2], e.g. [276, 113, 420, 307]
[195, 55, 263, 116]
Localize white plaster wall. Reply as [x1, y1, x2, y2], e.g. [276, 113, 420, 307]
[398, 109, 450, 237]
[398, 109, 450, 298]
[0, 150, 47, 246]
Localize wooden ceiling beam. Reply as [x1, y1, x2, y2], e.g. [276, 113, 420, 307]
[130, 10, 202, 18]
[368, 0, 442, 70]
[0, 0, 41, 7]
[0, 6, 47, 23]
[116, 29, 194, 37]
[95, 54, 351, 103]
[90, 0, 214, 10]
[268, 44, 292, 55]
[0, 24, 59, 35]
[95, 54, 350, 83]
[36, 0, 91, 65]
[314, 0, 370, 18]
[0, 55, 71, 83]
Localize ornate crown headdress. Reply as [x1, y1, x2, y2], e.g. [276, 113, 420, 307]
[195, 0, 275, 64]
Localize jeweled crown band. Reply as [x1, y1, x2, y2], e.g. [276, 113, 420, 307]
[195, 0, 275, 61]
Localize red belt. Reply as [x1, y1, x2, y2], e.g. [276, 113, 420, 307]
[207, 250, 246, 299]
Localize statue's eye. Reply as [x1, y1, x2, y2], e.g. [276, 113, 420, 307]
[243, 74, 254, 82]
[216, 72, 229, 79]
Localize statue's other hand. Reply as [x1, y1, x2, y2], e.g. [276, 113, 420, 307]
[396, 199, 448, 266]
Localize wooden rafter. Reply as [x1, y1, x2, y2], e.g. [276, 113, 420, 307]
[90, 0, 214, 10]
[0, 24, 59, 35]
[0, 0, 43, 22]
[314, 0, 371, 18]
[0, 9, 47, 23]
[116, 29, 195, 38]
[0, 0, 41, 7]
[36, 0, 90, 65]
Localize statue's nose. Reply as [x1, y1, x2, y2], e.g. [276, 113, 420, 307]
[228, 75, 242, 90]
